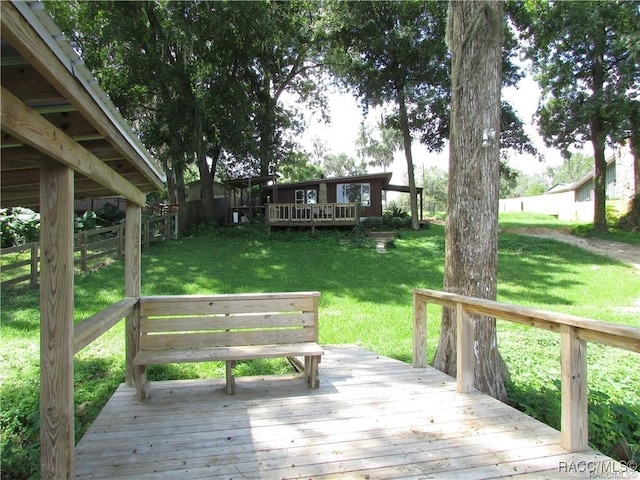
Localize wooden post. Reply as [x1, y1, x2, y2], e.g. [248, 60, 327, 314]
[30, 243, 38, 288]
[125, 202, 142, 387]
[117, 223, 124, 258]
[39, 160, 75, 479]
[144, 218, 150, 249]
[412, 292, 427, 368]
[81, 231, 88, 271]
[561, 324, 588, 452]
[173, 213, 179, 238]
[456, 303, 475, 393]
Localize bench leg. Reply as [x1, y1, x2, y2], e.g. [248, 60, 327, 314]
[134, 365, 150, 401]
[305, 355, 320, 389]
[225, 361, 236, 394]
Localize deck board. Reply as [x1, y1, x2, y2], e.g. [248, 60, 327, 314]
[75, 345, 620, 479]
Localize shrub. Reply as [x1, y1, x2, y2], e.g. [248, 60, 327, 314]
[617, 194, 640, 232]
[0, 208, 40, 248]
[361, 217, 384, 231]
[382, 203, 412, 229]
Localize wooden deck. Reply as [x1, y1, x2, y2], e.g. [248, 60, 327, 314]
[75, 345, 619, 479]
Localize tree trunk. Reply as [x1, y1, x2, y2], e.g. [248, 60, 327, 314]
[628, 106, 640, 197]
[397, 85, 420, 230]
[194, 112, 219, 223]
[433, 0, 507, 402]
[591, 27, 608, 234]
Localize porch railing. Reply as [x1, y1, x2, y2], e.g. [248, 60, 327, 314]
[412, 288, 640, 453]
[267, 202, 359, 227]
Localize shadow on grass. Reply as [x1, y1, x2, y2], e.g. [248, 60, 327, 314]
[134, 227, 621, 310]
[507, 378, 640, 462]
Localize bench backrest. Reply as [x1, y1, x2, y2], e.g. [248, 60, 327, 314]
[138, 292, 320, 351]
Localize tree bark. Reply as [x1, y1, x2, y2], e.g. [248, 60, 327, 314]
[628, 106, 640, 198]
[397, 84, 420, 230]
[591, 26, 608, 233]
[433, 0, 507, 402]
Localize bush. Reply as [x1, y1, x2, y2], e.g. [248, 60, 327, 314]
[361, 217, 384, 231]
[617, 194, 640, 232]
[0, 208, 40, 248]
[382, 203, 412, 229]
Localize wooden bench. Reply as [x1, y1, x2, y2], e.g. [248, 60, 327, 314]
[132, 291, 323, 400]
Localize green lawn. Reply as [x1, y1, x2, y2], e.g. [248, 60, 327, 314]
[1, 221, 639, 479]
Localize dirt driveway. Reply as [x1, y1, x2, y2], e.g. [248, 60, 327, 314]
[505, 227, 640, 271]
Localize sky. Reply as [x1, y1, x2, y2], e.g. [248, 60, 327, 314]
[294, 74, 586, 186]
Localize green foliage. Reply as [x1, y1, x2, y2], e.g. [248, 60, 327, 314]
[278, 152, 325, 183]
[45, 0, 328, 217]
[547, 152, 594, 186]
[618, 194, 640, 233]
[516, 0, 640, 230]
[322, 152, 365, 178]
[74, 210, 97, 232]
[355, 121, 401, 171]
[361, 217, 384, 232]
[0, 208, 40, 248]
[382, 203, 412, 229]
[421, 166, 448, 211]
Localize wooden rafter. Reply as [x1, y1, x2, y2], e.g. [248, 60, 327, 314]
[1, 87, 147, 206]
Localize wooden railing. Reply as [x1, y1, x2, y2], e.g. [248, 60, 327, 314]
[267, 202, 359, 227]
[0, 214, 178, 288]
[412, 288, 640, 453]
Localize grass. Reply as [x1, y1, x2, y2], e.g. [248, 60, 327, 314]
[499, 211, 640, 245]
[1, 218, 639, 479]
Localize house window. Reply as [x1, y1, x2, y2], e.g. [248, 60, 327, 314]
[295, 189, 317, 204]
[337, 183, 370, 206]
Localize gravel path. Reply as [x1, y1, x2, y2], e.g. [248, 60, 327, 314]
[505, 227, 640, 271]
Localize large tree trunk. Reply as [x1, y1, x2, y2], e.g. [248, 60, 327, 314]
[433, 0, 507, 402]
[591, 27, 608, 233]
[397, 85, 420, 230]
[628, 105, 640, 198]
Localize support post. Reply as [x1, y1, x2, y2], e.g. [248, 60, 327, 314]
[39, 160, 75, 479]
[561, 324, 588, 452]
[412, 292, 427, 368]
[125, 202, 142, 387]
[30, 243, 38, 288]
[456, 303, 475, 393]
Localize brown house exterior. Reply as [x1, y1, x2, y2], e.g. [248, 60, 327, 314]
[271, 172, 393, 217]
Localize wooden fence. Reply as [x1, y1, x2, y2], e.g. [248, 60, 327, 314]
[412, 288, 640, 454]
[0, 214, 178, 288]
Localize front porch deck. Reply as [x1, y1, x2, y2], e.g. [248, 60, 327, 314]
[267, 202, 360, 232]
[75, 345, 616, 479]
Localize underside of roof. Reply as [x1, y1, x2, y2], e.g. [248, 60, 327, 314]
[1, 1, 165, 209]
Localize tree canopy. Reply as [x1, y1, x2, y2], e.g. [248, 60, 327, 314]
[325, 0, 450, 229]
[516, 0, 640, 231]
[46, 0, 328, 224]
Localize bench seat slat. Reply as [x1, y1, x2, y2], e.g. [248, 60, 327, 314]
[140, 312, 316, 332]
[133, 342, 324, 365]
[140, 295, 318, 317]
[140, 329, 317, 350]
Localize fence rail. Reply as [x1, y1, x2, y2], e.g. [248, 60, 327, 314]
[412, 288, 640, 454]
[266, 202, 360, 232]
[0, 214, 178, 289]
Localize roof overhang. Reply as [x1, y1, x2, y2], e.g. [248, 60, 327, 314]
[1, 1, 165, 209]
[277, 172, 394, 189]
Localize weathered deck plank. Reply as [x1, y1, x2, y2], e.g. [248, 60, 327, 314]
[75, 345, 621, 479]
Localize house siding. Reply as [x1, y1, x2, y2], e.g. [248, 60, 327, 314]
[274, 176, 388, 217]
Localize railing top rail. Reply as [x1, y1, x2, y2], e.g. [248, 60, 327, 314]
[268, 202, 358, 207]
[413, 288, 640, 352]
[141, 291, 321, 303]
